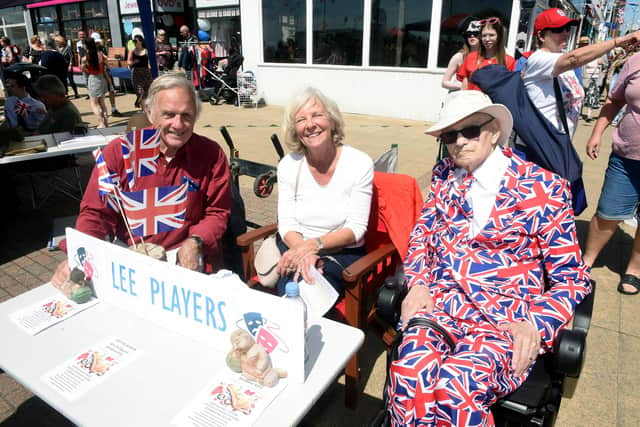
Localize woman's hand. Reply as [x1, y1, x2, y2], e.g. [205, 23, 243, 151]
[586, 134, 602, 160]
[498, 321, 540, 376]
[277, 240, 319, 279]
[400, 285, 434, 330]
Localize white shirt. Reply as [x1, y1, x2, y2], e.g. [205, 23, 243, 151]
[277, 145, 374, 247]
[454, 147, 510, 237]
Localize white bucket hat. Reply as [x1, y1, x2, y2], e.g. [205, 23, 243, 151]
[425, 90, 513, 146]
[90, 32, 103, 43]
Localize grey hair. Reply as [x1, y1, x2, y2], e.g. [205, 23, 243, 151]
[282, 87, 345, 153]
[34, 74, 66, 96]
[144, 72, 202, 120]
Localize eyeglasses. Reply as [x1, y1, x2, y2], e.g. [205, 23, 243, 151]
[464, 31, 480, 39]
[479, 17, 501, 26]
[549, 25, 571, 34]
[439, 118, 494, 145]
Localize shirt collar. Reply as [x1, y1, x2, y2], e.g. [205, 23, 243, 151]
[454, 146, 509, 189]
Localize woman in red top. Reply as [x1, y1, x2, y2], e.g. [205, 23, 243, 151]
[457, 17, 515, 91]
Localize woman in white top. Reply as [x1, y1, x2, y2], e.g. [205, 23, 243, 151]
[441, 17, 480, 91]
[275, 87, 374, 296]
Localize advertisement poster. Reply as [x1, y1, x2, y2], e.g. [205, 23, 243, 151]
[172, 372, 286, 427]
[41, 337, 142, 401]
[9, 293, 99, 335]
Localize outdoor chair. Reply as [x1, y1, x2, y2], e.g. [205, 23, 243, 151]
[236, 171, 423, 408]
[371, 278, 595, 427]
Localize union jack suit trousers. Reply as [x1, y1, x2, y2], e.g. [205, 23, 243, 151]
[388, 149, 592, 426]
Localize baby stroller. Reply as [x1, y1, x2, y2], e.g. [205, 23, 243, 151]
[201, 50, 244, 105]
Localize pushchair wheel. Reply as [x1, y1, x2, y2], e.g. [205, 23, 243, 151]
[209, 96, 218, 105]
[253, 172, 276, 198]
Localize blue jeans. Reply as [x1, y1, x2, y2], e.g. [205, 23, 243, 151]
[596, 152, 640, 221]
[275, 234, 365, 297]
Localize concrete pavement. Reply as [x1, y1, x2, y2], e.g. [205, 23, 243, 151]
[1, 88, 638, 426]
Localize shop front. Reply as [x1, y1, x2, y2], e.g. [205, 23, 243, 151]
[29, 0, 111, 46]
[241, 0, 581, 121]
[195, 0, 241, 57]
[119, 0, 187, 49]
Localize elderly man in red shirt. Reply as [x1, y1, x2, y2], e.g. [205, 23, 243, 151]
[51, 73, 231, 286]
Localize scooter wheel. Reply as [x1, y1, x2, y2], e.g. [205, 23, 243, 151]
[253, 173, 275, 198]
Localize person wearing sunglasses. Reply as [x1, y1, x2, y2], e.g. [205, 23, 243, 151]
[441, 16, 480, 91]
[386, 90, 591, 426]
[522, 8, 640, 139]
[457, 16, 515, 91]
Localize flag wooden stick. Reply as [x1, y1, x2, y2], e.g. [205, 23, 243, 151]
[112, 193, 148, 255]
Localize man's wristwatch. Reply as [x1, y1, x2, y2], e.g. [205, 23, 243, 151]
[315, 237, 323, 251]
[190, 235, 203, 250]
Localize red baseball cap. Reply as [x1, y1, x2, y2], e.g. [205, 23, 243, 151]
[534, 8, 578, 34]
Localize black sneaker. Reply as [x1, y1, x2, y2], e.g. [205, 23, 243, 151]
[112, 110, 123, 117]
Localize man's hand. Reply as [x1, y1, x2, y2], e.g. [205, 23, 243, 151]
[51, 259, 70, 290]
[177, 237, 201, 271]
[498, 321, 541, 376]
[400, 285, 434, 329]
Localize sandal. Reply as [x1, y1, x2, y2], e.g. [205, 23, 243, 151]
[617, 274, 640, 295]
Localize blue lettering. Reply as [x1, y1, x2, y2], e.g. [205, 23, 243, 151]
[180, 288, 192, 318]
[205, 296, 217, 329]
[111, 262, 118, 289]
[171, 285, 181, 315]
[161, 280, 171, 311]
[192, 292, 202, 323]
[150, 278, 160, 305]
[118, 265, 127, 292]
[128, 268, 137, 296]
[217, 301, 227, 331]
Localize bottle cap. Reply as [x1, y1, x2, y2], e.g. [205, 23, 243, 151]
[285, 281, 300, 297]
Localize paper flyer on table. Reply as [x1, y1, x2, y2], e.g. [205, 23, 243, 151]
[298, 266, 339, 317]
[41, 337, 142, 401]
[8, 291, 99, 335]
[172, 371, 287, 427]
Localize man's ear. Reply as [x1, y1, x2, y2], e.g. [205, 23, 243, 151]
[145, 104, 154, 126]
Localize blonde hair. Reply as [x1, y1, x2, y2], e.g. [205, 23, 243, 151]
[54, 35, 66, 48]
[282, 87, 345, 153]
[145, 72, 202, 120]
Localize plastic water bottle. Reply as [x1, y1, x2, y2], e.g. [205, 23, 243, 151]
[284, 281, 308, 362]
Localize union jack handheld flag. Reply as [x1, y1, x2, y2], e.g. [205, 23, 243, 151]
[14, 100, 29, 116]
[115, 183, 188, 237]
[92, 148, 119, 211]
[121, 128, 161, 187]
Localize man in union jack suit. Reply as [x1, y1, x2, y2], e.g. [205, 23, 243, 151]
[52, 73, 231, 285]
[387, 91, 592, 426]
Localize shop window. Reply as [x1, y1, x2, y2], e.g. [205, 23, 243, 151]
[438, 0, 512, 68]
[0, 27, 27, 51]
[313, 0, 363, 65]
[83, 0, 108, 18]
[262, 0, 306, 63]
[3, 7, 25, 25]
[36, 6, 57, 23]
[61, 3, 82, 21]
[85, 18, 110, 44]
[370, 0, 432, 67]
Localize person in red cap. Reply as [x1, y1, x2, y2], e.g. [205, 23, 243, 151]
[521, 8, 640, 141]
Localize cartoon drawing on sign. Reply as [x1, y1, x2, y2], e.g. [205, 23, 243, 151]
[42, 300, 72, 318]
[210, 382, 259, 415]
[76, 351, 113, 376]
[235, 312, 289, 354]
[226, 329, 287, 387]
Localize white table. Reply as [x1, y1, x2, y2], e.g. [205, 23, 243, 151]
[0, 125, 127, 165]
[0, 285, 364, 426]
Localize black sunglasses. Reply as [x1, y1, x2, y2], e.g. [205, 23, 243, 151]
[464, 31, 480, 38]
[549, 25, 571, 34]
[439, 118, 494, 145]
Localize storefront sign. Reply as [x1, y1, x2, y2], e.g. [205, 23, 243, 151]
[119, 0, 142, 15]
[156, 0, 184, 12]
[64, 228, 306, 383]
[196, 0, 239, 8]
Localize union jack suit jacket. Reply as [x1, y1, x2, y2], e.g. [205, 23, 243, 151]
[404, 148, 592, 351]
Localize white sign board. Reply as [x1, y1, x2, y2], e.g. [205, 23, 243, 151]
[156, 0, 184, 13]
[196, 0, 239, 8]
[65, 228, 305, 383]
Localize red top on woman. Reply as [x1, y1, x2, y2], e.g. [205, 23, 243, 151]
[456, 51, 516, 91]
